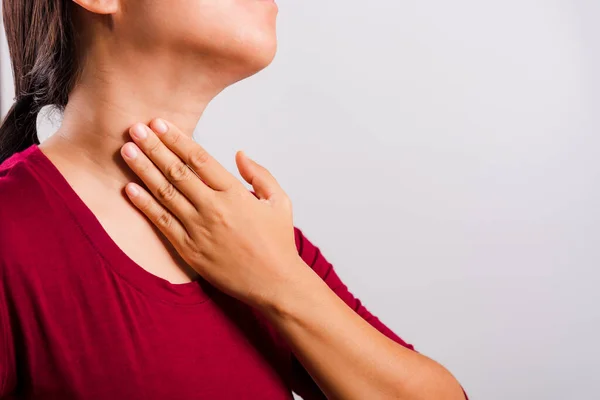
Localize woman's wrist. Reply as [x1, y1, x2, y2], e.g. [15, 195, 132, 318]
[256, 257, 327, 322]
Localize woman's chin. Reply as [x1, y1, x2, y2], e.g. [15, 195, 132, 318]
[247, 40, 278, 73]
[225, 36, 278, 79]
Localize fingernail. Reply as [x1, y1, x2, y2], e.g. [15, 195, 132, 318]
[153, 119, 168, 134]
[126, 183, 140, 196]
[123, 143, 138, 159]
[131, 123, 148, 140]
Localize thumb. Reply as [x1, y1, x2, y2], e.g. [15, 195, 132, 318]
[235, 151, 283, 202]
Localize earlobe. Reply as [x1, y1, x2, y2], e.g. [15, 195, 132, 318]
[71, 0, 119, 15]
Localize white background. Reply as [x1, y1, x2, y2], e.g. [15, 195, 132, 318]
[2, 1, 600, 399]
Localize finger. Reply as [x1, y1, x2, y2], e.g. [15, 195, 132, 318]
[128, 122, 212, 207]
[124, 182, 191, 251]
[148, 118, 241, 192]
[121, 141, 197, 220]
[235, 151, 284, 203]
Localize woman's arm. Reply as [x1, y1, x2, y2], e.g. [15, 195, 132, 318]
[119, 118, 467, 400]
[257, 228, 465, 400]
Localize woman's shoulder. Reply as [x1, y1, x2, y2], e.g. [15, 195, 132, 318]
[0, 147, 53, 250]
[0, 144, 40, 187]
[0, 143, 39, 174]
[0, 147, 42, 215]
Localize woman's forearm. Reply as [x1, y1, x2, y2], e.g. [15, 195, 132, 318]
[259, 258, 465, 400]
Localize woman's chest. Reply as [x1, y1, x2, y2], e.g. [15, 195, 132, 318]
[11, 268, 293, 400]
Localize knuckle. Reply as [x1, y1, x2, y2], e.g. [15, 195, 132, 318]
[156, 181, 178, 202]
[165, 161, 191, 182]
[147, 139, 162, 157]
[183, 233, 203, 254]
[231, 184, 249, 198]
[139, 194, 152, 209]
[170, 130, 182, 146]
[257, 163, 270, 175]
[212, 207, 225, 222]
[156, 211, 172, 229]
[137, 162, 150, 176]
[210, 206, 228, 225]
[189, 148, 210, 170]
[281, 195, 292, 210]
[261, 167, 276, 182]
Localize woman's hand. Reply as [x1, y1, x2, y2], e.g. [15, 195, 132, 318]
[119, 118, 305, 309]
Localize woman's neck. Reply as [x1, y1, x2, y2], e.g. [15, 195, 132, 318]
[40, 47, 233, 192]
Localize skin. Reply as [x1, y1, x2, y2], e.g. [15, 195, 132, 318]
[121, 119, 466, 400]
[40, 0, 279, 284]
[38, 0, 466, 398]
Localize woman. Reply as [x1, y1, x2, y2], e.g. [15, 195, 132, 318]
[0, 1, 466, 399]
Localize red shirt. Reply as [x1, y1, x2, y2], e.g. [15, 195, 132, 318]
[0, 144, 417, 399]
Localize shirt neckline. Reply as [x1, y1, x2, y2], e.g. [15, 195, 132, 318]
[27, 143, 214, 306]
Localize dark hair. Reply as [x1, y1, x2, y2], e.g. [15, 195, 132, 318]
[0, 1, 79, 164]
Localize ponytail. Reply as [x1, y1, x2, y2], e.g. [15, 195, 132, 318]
[0, 0, 79, 164]
[0, 94, 40, 163]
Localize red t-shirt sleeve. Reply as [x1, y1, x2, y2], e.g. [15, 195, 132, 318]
[290, 227, 415, 399]
[289, 227, 468, 400]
